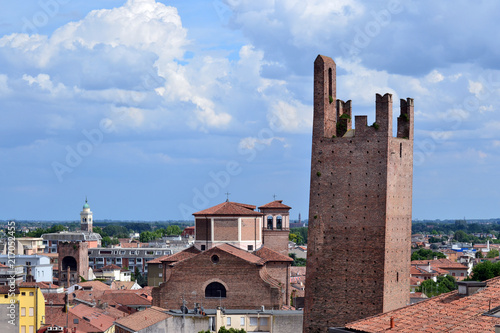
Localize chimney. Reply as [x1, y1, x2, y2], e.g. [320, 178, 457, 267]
[457, 281, 487, 296]
[390, 317, 395, 329]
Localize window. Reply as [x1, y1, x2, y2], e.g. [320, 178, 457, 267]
[461, 272, 465, 276]
[201, 245, 206, 251]
[120, 251, 126, 255]
[240, 317, 245, 326]
[159, 273, 162, 277]
[267, 216, 273, 230]
[205, 282, 226, 298]
[29, 326, 34, 333]
[136, 258, 142, 263]
[250, 317, 258, 326]
[227, 317, 231, 326]
[452, 273, 456, 276]
[25, 262, 31, 266]
[260, 317, 268, 326]
[21, 307, 26, 316]
[21, 292, 26, 296]
[247, 245, 253, 251]
[276, 216, 282, 230]
[159, 264, 162, 268]
[21, 326, 26, 333]
[29, 292, 34, 296]
[29, 307, 34, 316]
[130, 251, 136, 255]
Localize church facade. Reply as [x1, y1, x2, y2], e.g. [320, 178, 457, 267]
[152, 200, 293, 310]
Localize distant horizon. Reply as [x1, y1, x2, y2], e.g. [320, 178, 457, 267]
[4, 217, 500, 224]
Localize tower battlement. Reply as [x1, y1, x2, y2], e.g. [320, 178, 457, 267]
[304, 55, 414, 332]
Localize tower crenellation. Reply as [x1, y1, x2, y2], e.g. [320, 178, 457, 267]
[304, 55, 414, 332]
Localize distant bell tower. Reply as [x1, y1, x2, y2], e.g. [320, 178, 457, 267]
[80, 198, 93, 232]
[303, 55, 414, 332]
[259, 200, 291, 256]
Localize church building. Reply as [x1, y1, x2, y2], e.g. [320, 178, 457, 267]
[152, 200, 293, 310]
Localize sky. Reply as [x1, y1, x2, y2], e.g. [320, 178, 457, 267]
[1, 0, 499, 221]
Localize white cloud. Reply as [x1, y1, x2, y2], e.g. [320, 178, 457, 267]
[23, 73, 66, 94]
[426, 70, 444, 83]
[238, 136, 285, 150]
[468, 80, 484, 97]
[268, 100, 312, 133]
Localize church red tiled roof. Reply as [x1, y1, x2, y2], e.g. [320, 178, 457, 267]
[160, 246, 201, 263]
[254, 246, 293, 263]
[258, 200, 291, 210]
[346, 277, 500, 332]
[193, 201, 262, 216]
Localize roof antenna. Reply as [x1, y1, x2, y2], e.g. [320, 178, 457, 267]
[225, 192, 231, 202]
[273, 194, 277, 201]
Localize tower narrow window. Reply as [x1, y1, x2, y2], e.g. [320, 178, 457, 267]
[328, 68, 333, 101]
[400, 143, 402, 158]
[276, 216, 283, 230]
[267, 216, 273, 230]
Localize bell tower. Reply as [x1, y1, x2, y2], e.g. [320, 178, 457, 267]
[80, 198, 93, 232]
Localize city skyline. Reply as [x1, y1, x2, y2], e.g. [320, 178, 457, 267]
[1, 1, 500, 221]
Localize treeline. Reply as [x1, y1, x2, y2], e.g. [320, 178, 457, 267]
[412, 220, 500, 236]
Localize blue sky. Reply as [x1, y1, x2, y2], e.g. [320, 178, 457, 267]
[1, 0, 499, 221]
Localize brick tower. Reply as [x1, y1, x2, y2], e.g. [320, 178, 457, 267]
[58, 241, 89, 288]
[259, 200, 291, 256]
[303, 55, 413, 331]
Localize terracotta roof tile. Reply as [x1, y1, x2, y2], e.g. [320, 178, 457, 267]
[346, 276, 500, 332]
[193, 201, 262, 216]
[291, 266, 306, 276]
[101, 264, 122, 270]
[254, 246, 293, 262]
[114, 306, 170, 331]
[161, 246, 200, 263]
[76, 281, 110, 291]
[258, 200, 291, 210]
[147, 254, 171, 264]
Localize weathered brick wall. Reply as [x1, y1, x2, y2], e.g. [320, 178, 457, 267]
[265, 261, 291, 305]
[262, 230, 290, 256]
[241, 218, 260, 241]
[214, 219, 238, 241]
[196, 218, 211, 241]
[153, 247, 284, 310]
[58, 241, 89, 287]
[303, 55, 413, 332]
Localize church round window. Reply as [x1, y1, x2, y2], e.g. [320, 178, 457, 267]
[211, 254, 220, 264]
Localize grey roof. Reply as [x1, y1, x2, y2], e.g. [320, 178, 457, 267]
[42, 231, 102, 241]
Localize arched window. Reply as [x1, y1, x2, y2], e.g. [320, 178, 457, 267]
[205, 282, 226, 298]
[276, 216, 282, 230]
[267, 216, 273, 230]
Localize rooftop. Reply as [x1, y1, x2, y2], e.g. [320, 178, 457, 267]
[258, 200, 292, 210]
[343, 276, 500, 332]
[193, 201, 262, 216]
[114, 306, 170, 331]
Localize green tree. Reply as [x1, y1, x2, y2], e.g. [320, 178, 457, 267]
[487, 248, 500, 258]
[417, 275, 457, 297]
[476, 251, 484, 258]
[289, 253, 306, 266]
[468, 261, 500, 281]
[217, 327, 246, 333]
[289, 233, 304, 244]
[165, 225, 182, 236]
[454, 230, 469, 242]
[411, 249, 446, 261]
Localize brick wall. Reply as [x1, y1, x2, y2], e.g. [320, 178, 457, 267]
[262, 230, 290, 256]
[213, 219, 238, 241]
[303, 55, 413, 332]
[152, 247, 284, 310]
